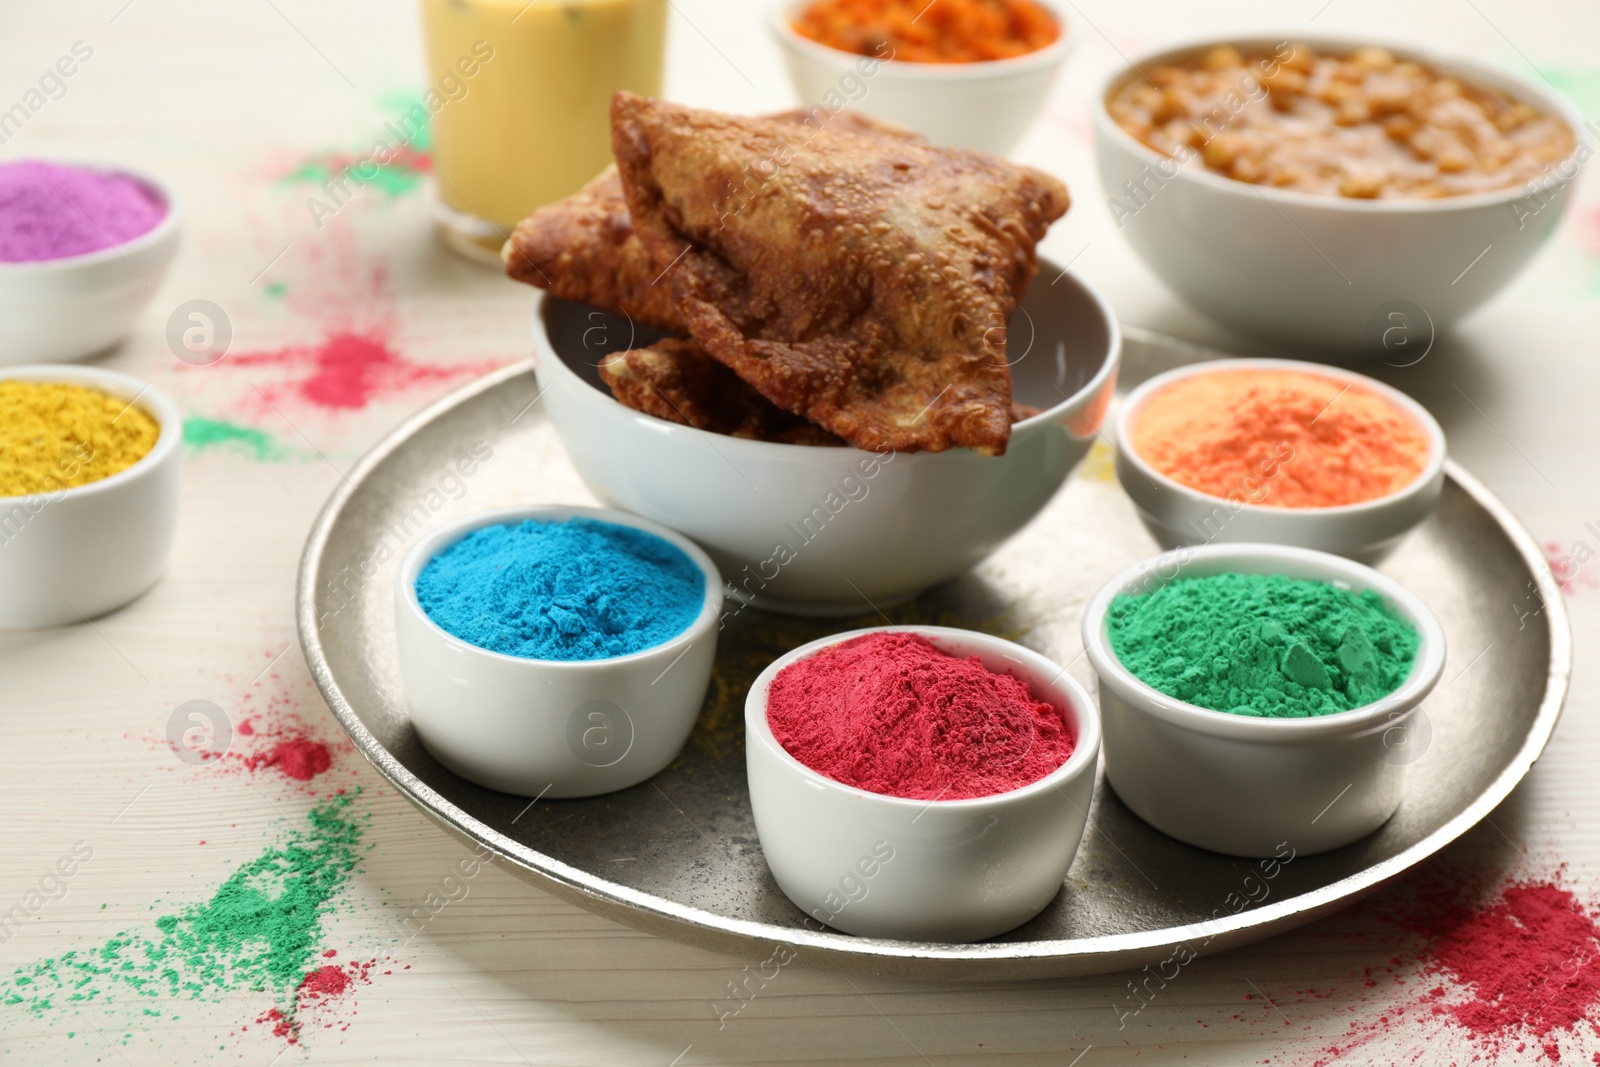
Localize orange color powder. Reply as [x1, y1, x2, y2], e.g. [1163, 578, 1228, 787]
[1131, 368, 1431, 508]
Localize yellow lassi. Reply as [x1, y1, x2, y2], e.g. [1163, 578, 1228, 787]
[419, 0, 666, 261]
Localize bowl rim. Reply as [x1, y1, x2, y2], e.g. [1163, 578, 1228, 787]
[745, 624, 1103, 810]
[1092, 28, 1592, 214]
[531, 255, 1123, 456]
[0, 364, 181, 503]
[1081, 542, 1447, 740]
[396, 503, 725, 670]
[767, 0, 1071, 78]
[1114, 357, 1448, 517]
[0, 160, 182, 272]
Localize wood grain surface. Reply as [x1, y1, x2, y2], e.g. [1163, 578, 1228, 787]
[2, 1, 1597, 1064]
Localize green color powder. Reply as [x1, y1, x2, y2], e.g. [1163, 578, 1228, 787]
[3, 791, 366, 1019]
[182, 417, 288, 461]
[1106, 572, 1419, 718]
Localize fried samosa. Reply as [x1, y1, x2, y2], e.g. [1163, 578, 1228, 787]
[601, 337, 1046, 445]
[502, 110, 924, 332]
[611, 92, 1069, 455]
[599, 339, 844, 446]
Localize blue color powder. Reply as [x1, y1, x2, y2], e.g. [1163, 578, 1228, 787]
[415, 517, 705, 660]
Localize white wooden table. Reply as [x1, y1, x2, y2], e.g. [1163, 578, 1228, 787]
[3, 1, 1597, 1063]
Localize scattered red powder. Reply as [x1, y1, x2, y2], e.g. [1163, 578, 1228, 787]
[1545, 540, 1598, 596]
[247, 737, 333, 781]
[297, 965, 349, 1000]
[1304, 872, 1600, 1065]
[1425, 881, 1600, 1059]
[226, 330, 497, 412]
[249, 957, 377, 1046]
[766, 631, 1074, 800]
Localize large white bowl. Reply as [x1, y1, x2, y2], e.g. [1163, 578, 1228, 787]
[745, 625, 1101, 942]
[0, 162, 181, 364]
[530, 259, 1120, 616]
[1094, 31, 1588, 355]
[0, 365, 182, 628]
[395, 504, 722, 799]
[1114, 358, 1447, 562]
[768, 0, 1070, 155]
[1082, 543, 1446, 857]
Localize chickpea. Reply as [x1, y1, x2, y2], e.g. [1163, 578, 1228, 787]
[1230, 155, 1269, 183]
[1383, 114, 1417, 142]
[1203, 133, 1246, 168]
[1280, 44, 1316, 73]
[1349, 46, 1395, 70]
[1336, 100, 1372, 126]
[1106, 42, 1574, 198]
[1201, 45, 1243, 70]
[1339, 171, 1382, 198]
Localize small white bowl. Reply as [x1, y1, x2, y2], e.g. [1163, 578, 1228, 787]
[768, 0, 1070, 155]
[1094, 31, 1588, 354]
[395, 505, 723, 799]
[0, 162, 182, 364]
[745, 625, 1101, 942]
[1082, 543, 1445, 858]
[0, 365, 181, 629]
[531, 257, 1120, 615]
[1114, 358, 1447, 562]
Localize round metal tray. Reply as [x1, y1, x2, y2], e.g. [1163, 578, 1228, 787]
[297, 327, 1571, 980]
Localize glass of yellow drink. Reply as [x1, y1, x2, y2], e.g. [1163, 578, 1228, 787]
[419, 0, 667, 263]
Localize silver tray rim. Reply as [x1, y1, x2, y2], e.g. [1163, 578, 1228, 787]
[296, 357, 1574, 972]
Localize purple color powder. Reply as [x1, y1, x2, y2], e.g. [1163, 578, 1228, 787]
[0, 160, 167, 263]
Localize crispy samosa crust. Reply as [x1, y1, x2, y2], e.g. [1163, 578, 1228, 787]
[502, 110, 925, 332]
[611, 92, 1068, 455]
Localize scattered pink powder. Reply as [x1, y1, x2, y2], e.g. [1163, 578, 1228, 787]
[0, 160, 167, 262]
[247, 738, 333, 781]
[225, 329, 499, 412]
[248, 957, 377, 1046]
[297, 965, 349, 1000]
[1302, 870, 1600, 1065]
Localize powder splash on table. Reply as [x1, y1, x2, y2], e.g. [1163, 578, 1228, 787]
[0, 160, 167, 262]
[766, 631, 1073, 800]
[416, 517, 706, 660]
[1132, 368, 1431, 508]
[1304, 869, 1600, 1065]
[1107, 572, 1419, 717]
[182, 417, 293, 461]
[278, 94, 434, 201]
[2, 791, 367, 1025]
[225, 329, 496, 412]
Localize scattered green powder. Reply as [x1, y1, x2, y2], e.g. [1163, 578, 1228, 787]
[1106, 572, 1419, 717]
[182, 417, 289, 461]
[3, 791, 366, 1019]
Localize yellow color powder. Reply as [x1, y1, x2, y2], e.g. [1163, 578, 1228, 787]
[0, 381, 161, 497]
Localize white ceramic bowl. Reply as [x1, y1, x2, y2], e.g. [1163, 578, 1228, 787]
[531, 258, 1120, 616]
[1114, 358, 1447, 562]
[1082, 543, 1445, 858]
[0, 163, 181, 364]
[395, 504, 723, 799]
[1094, 31, 1588, 354]
[745, 626, 1101, 942]
[0, 365, 181, 629]
[768, 0, 1070, 155]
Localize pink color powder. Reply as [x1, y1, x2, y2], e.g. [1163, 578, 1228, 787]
[0, 160, 166, 262]
[766, 632, 1074, 800]
[226, 329, 499, 412]
[246, 738, 333, 781]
